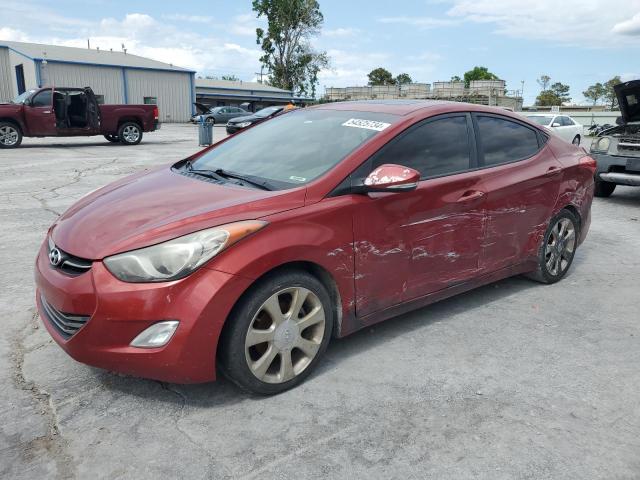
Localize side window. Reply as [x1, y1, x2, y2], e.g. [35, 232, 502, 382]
[562, 116, 574, 126]
[476, 115, 540, 166]
[372, 116, 471, 178]
[31, 89, 52, 107]
[143, 96, 157, 105]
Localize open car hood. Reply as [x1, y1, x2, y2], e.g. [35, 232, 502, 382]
[193, 102, 210, 115]
[615, 80, 640, 124]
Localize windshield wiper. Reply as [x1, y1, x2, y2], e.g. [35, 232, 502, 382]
[213, 168, 275, 191]
[184, 160, 226, 182]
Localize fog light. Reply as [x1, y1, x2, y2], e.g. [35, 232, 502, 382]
[130, 321, 179, 348]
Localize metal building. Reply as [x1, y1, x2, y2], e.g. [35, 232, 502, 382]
[195, 79, 311, 112]
[0, 41, 195, 122]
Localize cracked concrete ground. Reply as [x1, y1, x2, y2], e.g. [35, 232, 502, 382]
[1, 124, 639, 479]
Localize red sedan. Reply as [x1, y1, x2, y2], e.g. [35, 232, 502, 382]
[35, 101, 595, 394]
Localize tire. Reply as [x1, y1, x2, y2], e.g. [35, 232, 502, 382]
[572, 135, 580, 146]
[104, 134, 119, 143]
[219, 270, 333, 395]
[205, 117, 215, 126]
[526, 209, 579, 284]
[0, 121, 22, 148]
[594, 180, 616, 198]
[118, 122, 143, 145]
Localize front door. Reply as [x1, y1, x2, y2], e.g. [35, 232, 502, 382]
[352, 113, 486, 317]
[24, 88, 57, 136]
[472, 113, 563, 271]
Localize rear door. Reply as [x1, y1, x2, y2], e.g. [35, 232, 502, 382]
[352, 113, 487, 316]
[472, 113, 563, 271]
[24, 88, 57, 136]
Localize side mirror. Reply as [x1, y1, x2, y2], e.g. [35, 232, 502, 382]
[552, 122, 561, 127]
[360, 164, 420, 193]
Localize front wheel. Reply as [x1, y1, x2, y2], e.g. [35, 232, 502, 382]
[104, 134, 119, 143]
[0, 122, 22, 148]
[205, 117, 215, 125]
[219, 270, 333, 395]
[594, 180, 616, 197]
[526, 209, 579, 284]
[118, 122, 143, 145]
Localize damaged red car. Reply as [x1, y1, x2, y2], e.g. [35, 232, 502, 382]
[35, 101, 595, 394]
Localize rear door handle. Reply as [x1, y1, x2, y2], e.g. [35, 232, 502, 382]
[456, 190, 485, 202]
[545, 166, 562, 176]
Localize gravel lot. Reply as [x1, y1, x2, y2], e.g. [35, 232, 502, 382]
[1, 124, 639, 479]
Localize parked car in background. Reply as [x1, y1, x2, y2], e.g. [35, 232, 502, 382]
[0, 86, 160, 148]
[589, 79, 640, 197]
[191, 103, 248, 125]
[35, 101, 595, 394]
[226, 106, 284, 134]
[525, 113, 583, 145]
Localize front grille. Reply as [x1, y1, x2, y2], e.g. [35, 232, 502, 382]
[48, 238, 92, 275]
[40, 295, 90, 339]
[618, 137, 640, 152]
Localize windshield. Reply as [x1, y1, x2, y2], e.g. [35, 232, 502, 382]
[208, 107, 223, 113]
[527, 115, 554, 126]
[191, 109, 399, 188]
[255, 106, 282, 118]
[12, 90, 36, 104]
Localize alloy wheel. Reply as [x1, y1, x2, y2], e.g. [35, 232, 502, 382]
[122, 125, 140, 143]
[545, 218, 576, 276]
[0, 126, 19, 146]
[245, 287, 326, 384]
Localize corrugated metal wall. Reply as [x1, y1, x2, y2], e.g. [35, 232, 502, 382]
[126, 70, 191, 122]
[42, 62, 124, 104]
[8, 50, 37, 92]
[0, 48, 13, 102]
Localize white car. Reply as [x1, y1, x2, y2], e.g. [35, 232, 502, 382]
[525, 114, 583, 145]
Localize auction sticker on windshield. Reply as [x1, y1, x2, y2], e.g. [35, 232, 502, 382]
[342, 118, 391, 132]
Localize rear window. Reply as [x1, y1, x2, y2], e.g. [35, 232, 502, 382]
[193, 109, 399, 187]
[476, 115, 540, 166]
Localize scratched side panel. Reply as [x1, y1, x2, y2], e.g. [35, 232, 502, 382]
[480, 148, 563, 271]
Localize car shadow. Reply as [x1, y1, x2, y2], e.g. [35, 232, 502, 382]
[98, 273, 544, 407]
[595, 186, 640, 207]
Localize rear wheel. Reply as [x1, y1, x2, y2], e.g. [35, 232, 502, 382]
[219, 270, 333, 395]
[0, 122, 22, 148]
[526, 209, 578, 284]
[594, 179, 616, 197]
[104, 134, 119, 143]
[205, 117, 215, 125]
[118, 122, 142, 145]
[572, 135, 580, 146]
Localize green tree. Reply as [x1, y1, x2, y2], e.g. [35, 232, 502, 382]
[221, 74, 240, 81]
[536, 90, 562, 106]
[368, 67, 395, 86]
[395, 73, 413, 85]
[551, 82, 571, 103]
[537, 75, 551, 91]
[463, 66, 499, 88]
[253, 0, 329, 97]
[450, 75, 462, 82]
[583, 82, 606, 105]
[603, 76, 622, 109]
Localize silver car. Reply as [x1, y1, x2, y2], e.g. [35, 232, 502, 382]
[191, 104, 248, 125]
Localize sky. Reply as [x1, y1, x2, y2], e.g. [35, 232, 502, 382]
[2, 0, 640, 105]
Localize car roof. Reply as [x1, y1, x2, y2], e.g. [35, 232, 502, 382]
[525, 113, 556, 116]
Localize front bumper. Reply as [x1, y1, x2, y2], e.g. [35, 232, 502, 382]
[593, 153, 640, 185]
[34, 239, 252, 383]
[225, 125, 242, 134]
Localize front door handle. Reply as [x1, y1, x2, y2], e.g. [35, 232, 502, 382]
[457, 190, 485, 202]
[545, 166, 562, 176]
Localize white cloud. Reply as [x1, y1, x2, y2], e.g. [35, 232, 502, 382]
[443, 0, 640, 45]
[323, 27, 360, 37]
[378, 16, 458, 28]
[0, 27, 30, 42]
[612, 12, 640, 36]
[161, 14, 215, 24]
[229, 13, 261, 37]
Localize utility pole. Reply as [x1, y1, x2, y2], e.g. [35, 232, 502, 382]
[254, 66, 264, 83]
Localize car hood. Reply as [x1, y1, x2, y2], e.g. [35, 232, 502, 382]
[193, 102, 210, 115]
[615, 80, 640, 124]
[51, 165, 306, 259]
[228, 113, 262, 124]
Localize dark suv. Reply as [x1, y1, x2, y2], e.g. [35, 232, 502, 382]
[590, 80, 640, 197]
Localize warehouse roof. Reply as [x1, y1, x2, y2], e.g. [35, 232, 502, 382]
[0, 40, 194, 73]
[195, 78, 293, 94]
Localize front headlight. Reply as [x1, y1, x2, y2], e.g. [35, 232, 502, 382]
[590, 136, 611, 153]
[104, 220, 267, 283]
[237, 121, 252, 128]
